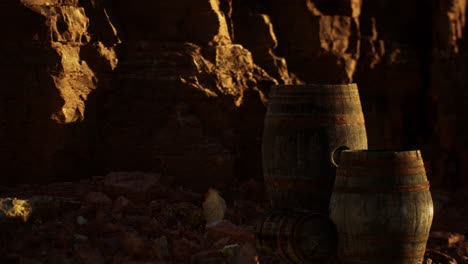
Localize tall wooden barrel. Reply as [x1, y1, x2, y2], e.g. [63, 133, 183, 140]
[330, 150, 434, 264]
[255, 209, 337, 264]
[262, 84, 368, 213]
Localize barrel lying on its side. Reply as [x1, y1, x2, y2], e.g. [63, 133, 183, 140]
[330, 150, 434, 264]
[255, 209, 337, 264]
[262, 84, 368, 213]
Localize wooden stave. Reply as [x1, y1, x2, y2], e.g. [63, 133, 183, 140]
[262, 84, 368, 213]
[330, 150, 434, 264]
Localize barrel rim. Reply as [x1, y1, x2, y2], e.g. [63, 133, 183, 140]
[272, 83, 358, 90]
[270, 83, 358, 95]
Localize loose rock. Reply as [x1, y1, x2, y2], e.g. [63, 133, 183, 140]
[430, 231, 465, 247]
[104, 172, 161, 201]
[205, 220, 256, 245]
[121, 231, 147, 257]
[150, 236, 170, 259]
[84, 192, 112, 210]
[74, 243, 105, 264]
[203, 188, 227, 225]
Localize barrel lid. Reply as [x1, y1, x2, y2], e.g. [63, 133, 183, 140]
[270, 83, 358, 96]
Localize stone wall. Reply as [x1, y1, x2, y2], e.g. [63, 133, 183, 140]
[1, 0, 467, 191]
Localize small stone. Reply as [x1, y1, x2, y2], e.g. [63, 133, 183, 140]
[166, 189, 203, 203]
[220, 244, 240, 257]
[140, 218, 163, 234]
[202, 188, 226, 225]
[46, 250, 73, 264]
[74, 234, 88, 241]
[150, 236, 170, 259]
[191, 250, 224, 264]
[0, 198, 32, 222]
[239, 179, 265, 201]
[74, 243, 105, 264]
[424, 249, 457, 264]
[104, 172, 160, 201]
[148, 200, 165, 212]
[76, 216, 88, 226]
[173, 202, 204, 227]
[458, 241, 468, 257]
[171, 237, 200, 260]
[96, 236, 121, 253]
[19, 258, 43, 264]
[95, 210, 110, 225]
[54, 227, 73, 248]
[84, 192, 112, 210]
[430, 231, 465, 247]
[121, 231, 146, 257]
[102, 222, 124, 233]
[112, 196, 130, 218]
[212, 237, 234, 249]
[123, 215, 153, 230]
[233, 243, 258, 264]
[29, 196, 80, 220]
[206, 220, 256, 245]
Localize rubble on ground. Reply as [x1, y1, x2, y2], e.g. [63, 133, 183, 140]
[0, 174, 466, 264]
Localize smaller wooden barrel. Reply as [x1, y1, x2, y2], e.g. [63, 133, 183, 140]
[330, 150, 434, 264]
[255, 209, 337, 264]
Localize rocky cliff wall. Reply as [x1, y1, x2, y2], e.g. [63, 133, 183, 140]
[1, 0, 467, 191]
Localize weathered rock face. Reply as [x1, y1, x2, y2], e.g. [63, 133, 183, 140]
[231, 1, 295, 84]
[97, 0, 277, 188]
[265, 0, 361, 83]
[355, 0, 432, 149]
[428, 0, 468, 190]
[352, 0, 468, 190]
[0, 0, 276, 188]
[99, 41, 275, 188]
[108, 0, 231, 45]
[0, 0, 118, 183]
[1, 0, 468, 191]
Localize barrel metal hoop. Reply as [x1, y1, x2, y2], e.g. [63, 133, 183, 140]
[333, 182, 430, 193]
[289, 215, 307, 262]
[255, 214, 269, 251]
[337, 167, 427, 177]
[342, 157, 425, 165]
[268, 95, 361, 101]
[276, 213, 300, 264]
[338, 233, 430, 242]
[269, 90, 359, 97]
[259, 213, 284, 253]
[264, 114, 365, 124]
[339, 248, 427, 258]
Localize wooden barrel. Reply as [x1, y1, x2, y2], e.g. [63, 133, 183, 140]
[262, 84, 368, 213]
[330, 150, 434, 264]
[255, 209, 337, 264]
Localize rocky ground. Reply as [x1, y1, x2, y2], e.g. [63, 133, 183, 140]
[0, 173, 466, 264]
